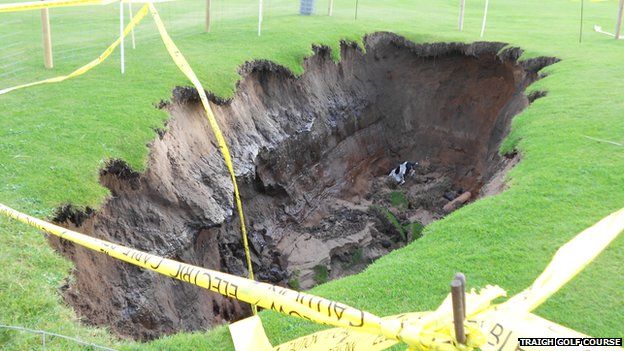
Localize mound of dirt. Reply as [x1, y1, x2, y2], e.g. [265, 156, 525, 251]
[50, 32, 557, 340]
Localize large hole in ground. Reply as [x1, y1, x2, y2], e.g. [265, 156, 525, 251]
[50, 32, 557, 341]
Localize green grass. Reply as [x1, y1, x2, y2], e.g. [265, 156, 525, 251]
[0, 0, 623, 350]
[287, 269, 301, 291]
[347, 247, 364, 268]
[388, 191, 424, 241]
[406, 221, 424, 241]
[384, 208, 407, 241]
[390, 191, 408, 210]
[313, 265, 330, 285]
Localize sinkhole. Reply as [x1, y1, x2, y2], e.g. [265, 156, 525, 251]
[50, 32, 557, 340]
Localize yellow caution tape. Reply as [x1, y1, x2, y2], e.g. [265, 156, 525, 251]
[270, 309, 607, 351]
[1, 206, 623, 351]
[269, 286, 506, 351]
[0, 0, 117, 13]
[147, 2, 257, 313]
[0, 202, 470, 349]
[499, 207, 624, 313]
[233, 208, 624, 351]
[229, 316, 274, 351]
[0, 0, 257, 318]
[0, 3, 149, 96]
[268, 312, 476, 351]
[0, 203, 373, 329]
[0, 0, 179, 13]
[476, 310, 592, 351]
[0, 1, 621, 347]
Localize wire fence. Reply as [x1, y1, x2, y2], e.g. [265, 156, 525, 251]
[0, 324, 118, 351]
[0, 0, 622, 91]
[0, 0, 464, 86]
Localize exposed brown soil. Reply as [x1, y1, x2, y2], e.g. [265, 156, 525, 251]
[49, 32, 557, 341]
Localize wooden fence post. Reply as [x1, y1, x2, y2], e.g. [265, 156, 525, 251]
[41, 1, 53, 69]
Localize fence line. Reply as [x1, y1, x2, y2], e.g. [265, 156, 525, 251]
[0, 324, 119, 351]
